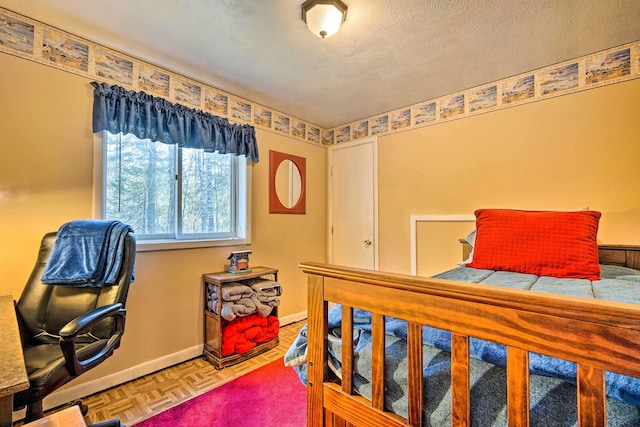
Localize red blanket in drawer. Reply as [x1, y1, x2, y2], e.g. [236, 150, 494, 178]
[221, 314, 279, 356]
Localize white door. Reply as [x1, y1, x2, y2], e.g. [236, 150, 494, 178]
[329, 137, 377, 269]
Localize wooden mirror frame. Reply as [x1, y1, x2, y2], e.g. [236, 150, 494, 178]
[269, 150, 306, 214]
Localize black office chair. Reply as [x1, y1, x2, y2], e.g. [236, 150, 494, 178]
[13, 227, 136, 423]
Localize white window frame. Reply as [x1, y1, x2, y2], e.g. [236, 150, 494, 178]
[93, 132, 251, 252]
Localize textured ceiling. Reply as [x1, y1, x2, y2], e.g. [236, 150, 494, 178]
[2, 0, 640, 128]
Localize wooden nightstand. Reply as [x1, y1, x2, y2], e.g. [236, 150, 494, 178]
[202, 267, 279, 368]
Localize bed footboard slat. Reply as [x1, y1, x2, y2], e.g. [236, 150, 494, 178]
[507, 347, 530, 426]
[331, 413, 346, 427]
[325, 383, 407, 427]
[371, 313, 385, 411]
[577, 365, 606, 427]
[307, 274, 328, 427]
[342, 306, 354, 394]
[451, 333, 470, 427]
[407, 322, 424, 426]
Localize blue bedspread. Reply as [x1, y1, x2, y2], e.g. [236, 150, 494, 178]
[41, 220, 133, 287]
[337, 306, 640, 407]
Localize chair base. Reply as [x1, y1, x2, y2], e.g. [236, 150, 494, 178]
[71, 399, 89, 416]
[24, 400, 43, 423]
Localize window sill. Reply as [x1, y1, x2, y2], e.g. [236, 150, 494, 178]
[136, 237, 251, 252]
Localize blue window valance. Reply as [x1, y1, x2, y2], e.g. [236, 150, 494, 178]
[91, 82, 259, 162]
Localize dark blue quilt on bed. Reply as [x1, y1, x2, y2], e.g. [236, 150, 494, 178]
[285, 264, 640, 426]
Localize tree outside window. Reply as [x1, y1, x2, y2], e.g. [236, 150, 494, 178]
[103, 132, 244, 242]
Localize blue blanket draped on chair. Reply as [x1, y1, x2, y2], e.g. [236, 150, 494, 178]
[41, 220, 134, 287]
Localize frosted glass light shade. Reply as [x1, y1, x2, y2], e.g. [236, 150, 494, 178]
[301, 0, 348, 39]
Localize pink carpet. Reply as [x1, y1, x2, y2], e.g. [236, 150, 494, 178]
[133, 357, 306, 427]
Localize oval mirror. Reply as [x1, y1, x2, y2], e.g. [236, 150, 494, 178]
[269, 150, 306, 214]
[275, 159, 302, 208]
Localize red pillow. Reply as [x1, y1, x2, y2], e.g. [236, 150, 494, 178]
[467, 209, 601, 280]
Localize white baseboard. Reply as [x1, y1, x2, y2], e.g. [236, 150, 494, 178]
[41, 344, 204, 412]
[14, 309, 308, 420]
[279, 310, 307, 326]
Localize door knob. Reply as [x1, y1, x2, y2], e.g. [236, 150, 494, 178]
[364, 239, 372, 247]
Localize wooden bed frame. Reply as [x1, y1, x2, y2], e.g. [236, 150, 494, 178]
[300, 245, 640, 427]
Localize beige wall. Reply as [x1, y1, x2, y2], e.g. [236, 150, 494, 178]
[2, 28, 640, 405]
[0, 53, 326, 395]
[378, 79, 640, 275]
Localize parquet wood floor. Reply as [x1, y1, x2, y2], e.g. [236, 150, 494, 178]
[14, 320, 306, 427]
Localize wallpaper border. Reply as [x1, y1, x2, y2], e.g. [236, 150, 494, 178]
[325, 40, 640, 144]
[1, 7, 638, 148]
[0, 7, 323, 146]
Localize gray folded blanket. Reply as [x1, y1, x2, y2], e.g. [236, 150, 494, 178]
[205, 279, 282, 320]
[248, 279, 282, 297]
[210, 282, 254, 301]
[221, 298, 256, 321]
[256, 294, 280, 303]
[250, 294, 280, 317]
[208, 297, 257, 321]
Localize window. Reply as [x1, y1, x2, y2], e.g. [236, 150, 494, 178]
[99, 132, 250, 249]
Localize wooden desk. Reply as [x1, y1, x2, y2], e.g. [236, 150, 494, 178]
[0, 295, 28, 427]
[22, 405, 87, 427]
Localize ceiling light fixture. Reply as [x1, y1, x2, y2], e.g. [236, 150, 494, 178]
[301, 0, 348, 39]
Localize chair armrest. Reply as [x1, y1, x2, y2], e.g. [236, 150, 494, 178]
[59, 303, 126, 376]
